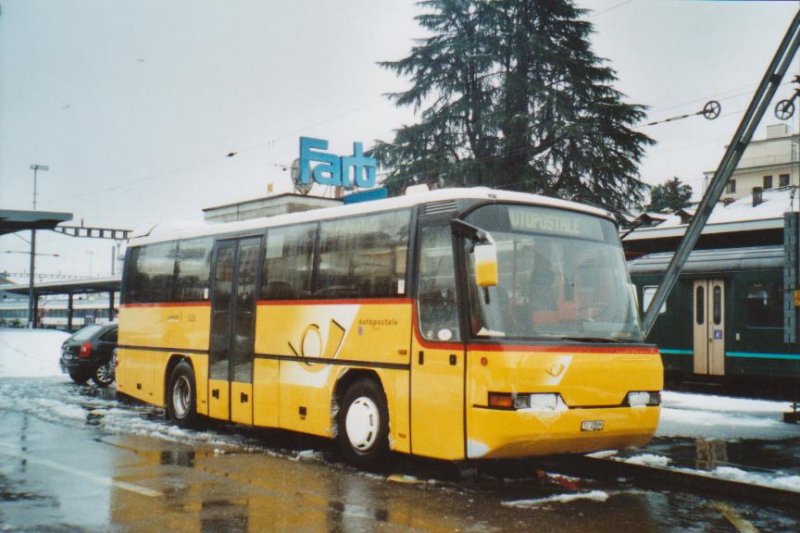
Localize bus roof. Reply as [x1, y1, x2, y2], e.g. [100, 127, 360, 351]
[129, 187, 613, 246]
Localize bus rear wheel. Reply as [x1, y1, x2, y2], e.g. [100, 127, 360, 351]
[336, 378, 390, 470]
[167, 360, 199, 428]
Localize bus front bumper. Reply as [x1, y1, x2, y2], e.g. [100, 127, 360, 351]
[466, 405, 660, 459]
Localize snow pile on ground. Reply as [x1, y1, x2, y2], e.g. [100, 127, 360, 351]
[623, 453, 672, 467]
[663, 391, 793, 415]
[699, 466, 800, 493]
[658, 391, 800, 440]
[0, 328, 69, 378]
[502, 490, 609, 508]
[604, 452, 800, 493]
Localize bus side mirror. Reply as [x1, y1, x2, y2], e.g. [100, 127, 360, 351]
[474, 243, 498, 287]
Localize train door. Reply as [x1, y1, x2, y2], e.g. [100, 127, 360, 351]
[209, 236, 261, 424]
[692, 279, 725, 376]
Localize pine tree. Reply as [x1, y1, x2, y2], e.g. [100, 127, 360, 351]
[646, 177, 693, 213]
[373, 0, 653, 210]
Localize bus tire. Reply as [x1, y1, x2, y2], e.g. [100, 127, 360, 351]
[166, 360, 199, 428]
[336, 378, 390, 470]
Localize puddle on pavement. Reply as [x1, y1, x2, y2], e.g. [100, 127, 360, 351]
[160, 449, 196, 468]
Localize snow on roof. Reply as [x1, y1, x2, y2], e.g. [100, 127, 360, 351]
[665, 188, 793, 226]
[625, 187, 797, 241]
[131, 187, 614, 246]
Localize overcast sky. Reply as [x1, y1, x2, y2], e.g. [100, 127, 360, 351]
[1, 0, 798, 280]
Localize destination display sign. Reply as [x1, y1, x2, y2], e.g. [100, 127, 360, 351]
[298, 136, 378, 190]
[508, 206, 605, 241]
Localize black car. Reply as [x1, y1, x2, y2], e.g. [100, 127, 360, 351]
[60, 323, 117, 387]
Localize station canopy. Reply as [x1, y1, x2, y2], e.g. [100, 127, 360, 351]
[0, 276, 120, 296]
[0, 209, 73, 236]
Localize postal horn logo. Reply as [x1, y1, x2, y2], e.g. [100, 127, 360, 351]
[288, 319, 346, 371]
[546, 362, 566, 378]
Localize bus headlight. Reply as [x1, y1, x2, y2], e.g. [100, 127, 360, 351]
[626, 391, 661, 407]
[488, 392, 567, 411]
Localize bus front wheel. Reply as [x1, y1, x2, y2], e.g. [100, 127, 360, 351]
[336, 378, 390, 470]
[166, 360, 199, 428]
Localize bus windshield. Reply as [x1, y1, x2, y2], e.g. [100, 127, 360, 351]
[463, 203, 643, 342]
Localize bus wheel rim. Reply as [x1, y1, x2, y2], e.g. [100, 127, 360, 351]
[345, 396, 379, 451]
[172, 376, 191, 418]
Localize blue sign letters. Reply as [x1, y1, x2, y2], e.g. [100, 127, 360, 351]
[299, 136, 377, 189]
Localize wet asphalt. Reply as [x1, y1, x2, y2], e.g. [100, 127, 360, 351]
[0, 378, 798, 532]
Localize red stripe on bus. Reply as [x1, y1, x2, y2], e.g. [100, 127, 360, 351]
[471, 344, 659, 354]
[120, 302, 211, 309]
[256, 298, 413, 306]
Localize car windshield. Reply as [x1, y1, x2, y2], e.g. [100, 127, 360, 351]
[464, 203, 643, 342]
[70, 324, 104, 342]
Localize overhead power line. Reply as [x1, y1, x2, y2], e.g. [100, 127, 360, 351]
[593, 0, 636, 17]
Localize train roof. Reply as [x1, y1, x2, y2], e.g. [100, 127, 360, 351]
[628, 245, 784, 276]
[129, 187, 613, 246]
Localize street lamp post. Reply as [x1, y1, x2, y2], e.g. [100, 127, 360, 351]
[28, 163, 49, 328]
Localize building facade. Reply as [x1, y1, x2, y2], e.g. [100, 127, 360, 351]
[708, 123, 799, 202]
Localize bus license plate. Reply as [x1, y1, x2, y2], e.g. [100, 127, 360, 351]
[581, 420, 604, 432]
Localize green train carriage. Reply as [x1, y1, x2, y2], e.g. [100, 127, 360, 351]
[628, 246, 800, 397]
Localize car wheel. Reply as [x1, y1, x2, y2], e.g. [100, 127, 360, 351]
[166, 360, 200, 428]
[336, 378, 391, 470]
[68, 371, 89, 384]
[91, 361, 115, 387]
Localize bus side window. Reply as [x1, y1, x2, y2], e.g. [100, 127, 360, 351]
[262, 223, 317, 299]
[417, 225, 460, 342]
[124, 242, 178, 303]
[315, 210, 410, 298]
[174, 237, 213, 302]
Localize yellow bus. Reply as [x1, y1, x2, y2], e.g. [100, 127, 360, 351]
[117, 188, 662, 468]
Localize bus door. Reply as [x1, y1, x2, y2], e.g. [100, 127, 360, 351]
[209, 236, 262, 424]
[410, 223, 466, 460]
[692, 279, 725, 376]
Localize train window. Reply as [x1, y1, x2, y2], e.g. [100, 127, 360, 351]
[745, 282, 782, 328]
[713, 286, 722, 325]
[642, 286, 666, 314]
[695, 286, 704, 325]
